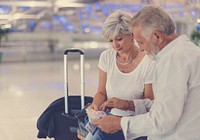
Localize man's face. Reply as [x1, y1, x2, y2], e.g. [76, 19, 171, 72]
[148, 42, 160, 60]
[132, 26, 159, 59]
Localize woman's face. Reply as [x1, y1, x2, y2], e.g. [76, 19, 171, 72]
[108, 33, 133, 53]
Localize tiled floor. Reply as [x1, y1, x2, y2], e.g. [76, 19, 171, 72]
[0, 59, 99, 140]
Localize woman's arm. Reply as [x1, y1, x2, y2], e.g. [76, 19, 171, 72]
[144, 83, 154, 100]
[128, 83, 154, 111]
[129, 83, 154, 114]
[90, 68, 107, 110]
[99, 83, 154, 112]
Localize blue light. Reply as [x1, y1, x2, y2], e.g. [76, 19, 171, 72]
[94, 2, 109, 16]
[179, 12, 184, 17]
[84, 6, 92, 19]
[80, 24, 89, 30]
[161, 4, 184, 9]
[197, 24, 200, 32]
[121, 4, 141, 12]
[19, 7, 30, 12]
[0, 5, 11, 14]
[53, 16, 68, 24]
[64, 24, 75, 32]
[190, 10, 196, 18]
[40, 21, 53, 30]
[28, 21, 36, 32]
[90, 26, 102, 34]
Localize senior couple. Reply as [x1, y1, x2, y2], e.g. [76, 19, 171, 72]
[79, 5, 200, 140]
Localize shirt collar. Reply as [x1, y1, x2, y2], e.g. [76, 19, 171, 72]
[156, 34, 188, 60]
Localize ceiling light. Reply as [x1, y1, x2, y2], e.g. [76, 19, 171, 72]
[55, 2, 88, 8]
[0, 1, 51, 7]
[1, 23, 11, 29]
[197, 19, 200, 24]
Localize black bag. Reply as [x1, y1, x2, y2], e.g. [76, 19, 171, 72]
[37, 48, 93, 140]
[37, 96, 93, 139]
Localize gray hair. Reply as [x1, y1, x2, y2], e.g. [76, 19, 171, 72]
[131, 6, 175, 39]
[102, 10, 132, 39]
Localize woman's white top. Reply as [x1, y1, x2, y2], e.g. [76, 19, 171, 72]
[98, 48, 155, 116]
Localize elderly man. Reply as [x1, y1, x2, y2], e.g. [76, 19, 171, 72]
[92, 6, 200, 140]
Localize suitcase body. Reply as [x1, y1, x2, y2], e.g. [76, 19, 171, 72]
[54, 96, 92, 140]
[37, 48, 93, 140]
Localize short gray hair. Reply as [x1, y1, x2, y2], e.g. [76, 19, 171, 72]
[102, 10, 132, 39]
[131, 6, 175, 39]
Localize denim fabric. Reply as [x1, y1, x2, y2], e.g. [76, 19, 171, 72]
[87, 128, 147, 140]
[90, 129, 124, 140]
[84, 111, 147, 140]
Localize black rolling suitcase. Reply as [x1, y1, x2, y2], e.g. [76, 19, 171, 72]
[37, 48, 93, 140]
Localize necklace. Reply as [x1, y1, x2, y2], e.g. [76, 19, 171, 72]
[116, 49, 138, 66]
[116, 57, 133, 65]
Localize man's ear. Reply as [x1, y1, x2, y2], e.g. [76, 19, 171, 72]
[152, 31, 164, 45]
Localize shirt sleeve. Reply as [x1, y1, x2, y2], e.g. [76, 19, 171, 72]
[98, 50, 108, 72]
[133, 99, 154, 115]
[121, 53, 189, 140]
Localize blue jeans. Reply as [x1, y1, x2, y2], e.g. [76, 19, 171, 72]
[87, 129, 124, 140]
[86, 128, 147, 140]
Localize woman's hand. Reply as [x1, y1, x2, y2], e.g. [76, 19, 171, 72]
[100, 97, 129, 111]
[87, 103, 99, 111]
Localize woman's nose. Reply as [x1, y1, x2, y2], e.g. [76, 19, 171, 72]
[112, 40, 119, 47]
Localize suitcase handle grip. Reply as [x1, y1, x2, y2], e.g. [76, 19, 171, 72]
[64, 48, 84, 55]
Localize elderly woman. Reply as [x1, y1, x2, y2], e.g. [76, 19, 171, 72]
[85, 10, 155, 140]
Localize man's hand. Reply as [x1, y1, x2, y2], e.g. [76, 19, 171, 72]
[92, 115, 122, 134]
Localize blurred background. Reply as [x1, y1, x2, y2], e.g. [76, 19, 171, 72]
[0, 0, 200, 140]
[0, 0, 200, 62]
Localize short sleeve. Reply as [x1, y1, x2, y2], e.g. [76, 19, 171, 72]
[98, 50, 109, 72]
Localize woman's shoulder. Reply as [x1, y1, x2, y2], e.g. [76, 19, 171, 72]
[139, 52, 154, 62]
[138, 52, 156, 68]
[101, 48, 116, 57]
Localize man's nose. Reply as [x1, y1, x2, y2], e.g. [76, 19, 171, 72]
[138, 45, 145, 52]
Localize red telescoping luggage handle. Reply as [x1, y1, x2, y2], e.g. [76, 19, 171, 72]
[64, 48, 85, 114]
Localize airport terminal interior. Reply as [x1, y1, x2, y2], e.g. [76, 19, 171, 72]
[0, 0, 200, 139]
